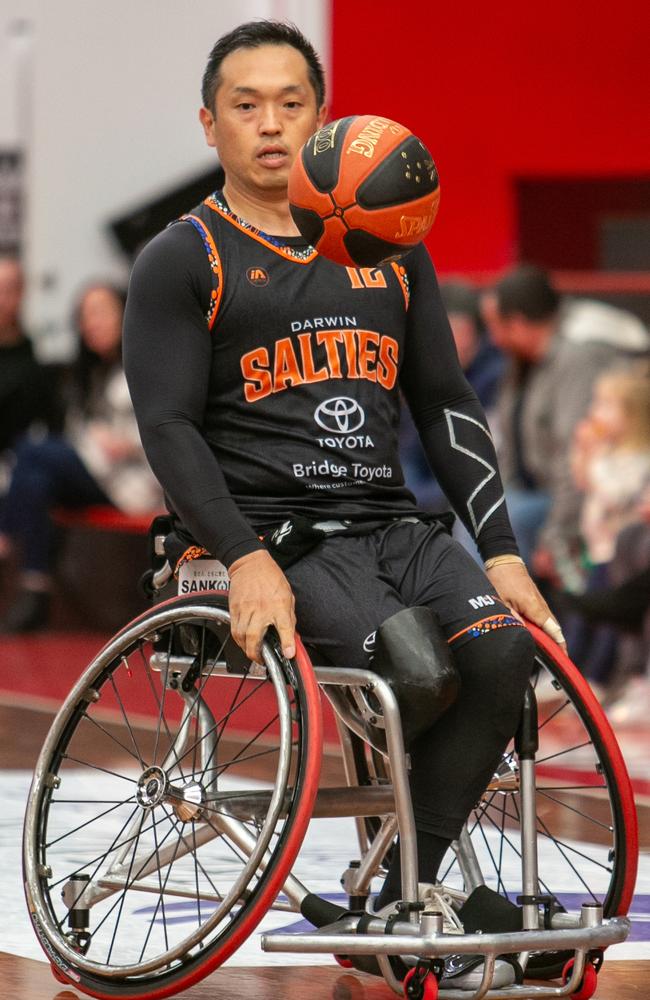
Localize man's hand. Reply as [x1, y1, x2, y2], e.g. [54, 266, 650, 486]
[486, 560, 567, 652]
[228, 549, 296, 663]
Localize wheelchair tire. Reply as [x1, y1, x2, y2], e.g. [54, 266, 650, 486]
[438, 622, 638, 980]
[23, 594, 322, 998]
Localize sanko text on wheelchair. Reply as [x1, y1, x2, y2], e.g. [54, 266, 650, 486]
[23, 529, 637, 1000]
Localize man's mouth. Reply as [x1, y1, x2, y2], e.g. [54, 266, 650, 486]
[257, 146, 289, 167]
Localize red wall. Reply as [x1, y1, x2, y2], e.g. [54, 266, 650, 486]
[330, 0, 650, 274]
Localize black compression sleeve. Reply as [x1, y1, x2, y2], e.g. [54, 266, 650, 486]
[399, 246, 518, 560]
[122, 223, 264, 567]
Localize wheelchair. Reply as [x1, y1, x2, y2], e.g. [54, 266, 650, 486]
[23, 540, 637, 1000]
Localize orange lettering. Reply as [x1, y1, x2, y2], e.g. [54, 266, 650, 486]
[316, 330, 344, 378]
[297, 333, 328, 384]
[345, 266, 364, 289]
[357, 330, 380, 381]
[346, 266, 387, 289]
[241, 347, 272, 402]
[273, 337, 304, 392]
[377, 336, 399, 389]
[360, 268, 387, 288]
[342, 330, 359, 378]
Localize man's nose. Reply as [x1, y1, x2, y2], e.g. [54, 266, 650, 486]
[259, 105, 282, 134]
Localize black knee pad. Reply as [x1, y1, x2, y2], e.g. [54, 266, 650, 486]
[372, 606, 460, 747]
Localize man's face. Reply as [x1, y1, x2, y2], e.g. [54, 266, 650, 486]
[481, 292, 538, 361]
[200, 44, 326, 196]
[0, 258, 24, 330]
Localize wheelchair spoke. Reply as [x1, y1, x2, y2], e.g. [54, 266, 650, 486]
[109, 671, 147, 770]
[145, 630, 189, 782]
[80, 712, 147, 767]
[538, 698, 572, 731]
[536, 784, 606, 791]
[159, 805, 226, 901]
[211, 724, 284, 777]
[537, 789, 614, 832]
[49, 806, 172, 893]
[136, 812, 178, 962]
[191, 820, 203, 931]
[478, 803, 557, 900]
[171, 671, 264, 779]
[60, 754, 138, 783]
[45, 795, 137, 848]
[105, 812, 147, 965]
[536, 740, 593, 765]
[88, 807, 182, 954]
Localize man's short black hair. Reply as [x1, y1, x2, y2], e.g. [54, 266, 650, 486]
[494, 264, 561, 321]
[202, 20, 326, 112]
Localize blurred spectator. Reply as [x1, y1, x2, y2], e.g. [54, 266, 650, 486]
[572, 366, 650, 569]
[0, 256, 60, 456]
[0, 282, 162, 633]
[568, 507, 650, 724]
[401, 280, 504, 510]
[563, 366, 650, 688]
[482, 264, 649, 578]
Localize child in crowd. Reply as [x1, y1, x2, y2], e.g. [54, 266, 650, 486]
[567, 365, 650, 705]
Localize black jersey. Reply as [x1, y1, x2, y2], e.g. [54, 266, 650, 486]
[124, 191, 518, 567]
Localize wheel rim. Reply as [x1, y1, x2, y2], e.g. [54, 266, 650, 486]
[24, 600, 315, 990]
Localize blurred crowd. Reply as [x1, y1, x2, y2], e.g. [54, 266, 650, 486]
[1, 252, 649, 728]
[401, 265, 650, 726]
[0, 255, 162, 633]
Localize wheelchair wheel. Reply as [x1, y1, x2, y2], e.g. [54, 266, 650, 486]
[437, 623, 638, 978]
[23, 594, 322, 998]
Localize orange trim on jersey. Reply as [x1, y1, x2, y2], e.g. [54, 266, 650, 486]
[204, 198, 319, 264]
[447, 613, 525, 645]
[181, 213, 224, 331]
[391, 262, 410, 310]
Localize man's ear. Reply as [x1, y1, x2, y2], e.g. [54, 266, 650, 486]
[199, 106, 217, 148]
[316, 104, 328, 129]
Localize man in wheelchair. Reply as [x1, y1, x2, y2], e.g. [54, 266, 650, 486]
[125, 15, 562, 908]
[117, 18, 625, 997]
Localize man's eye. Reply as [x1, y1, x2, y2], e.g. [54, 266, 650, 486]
[285, 102, 302, 110]
[237, 103, 255, 111]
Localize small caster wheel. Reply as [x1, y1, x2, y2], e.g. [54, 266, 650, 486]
[403, 966, 439, 1000]
[334, 954, 353, 968]
[50, 963, 71, 985]
[562, 957, 598, 1000]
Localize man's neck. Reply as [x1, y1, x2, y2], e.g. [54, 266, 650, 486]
[222, 179, 301, 237]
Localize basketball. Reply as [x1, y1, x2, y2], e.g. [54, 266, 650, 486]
[288, 115, 440, 268]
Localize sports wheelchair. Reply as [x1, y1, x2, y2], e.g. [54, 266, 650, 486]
[23, 540, 637, 1000]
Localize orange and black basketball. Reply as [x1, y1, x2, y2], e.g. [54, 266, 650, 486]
[288, 115, 440, 268]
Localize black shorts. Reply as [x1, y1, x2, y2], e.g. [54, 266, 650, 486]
[285, 518, 518, 667]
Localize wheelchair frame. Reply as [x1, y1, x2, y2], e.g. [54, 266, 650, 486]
[23, 589, 637, 1000]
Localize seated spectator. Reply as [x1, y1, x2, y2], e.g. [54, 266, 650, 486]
[564, 366, 650, 689]
[481, 265, 649, 577]
[0, 255, 61, 457]
[0, 282, 162, 632]
[400, 280, 504, 510]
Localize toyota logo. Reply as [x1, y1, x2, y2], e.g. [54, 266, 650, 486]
[314, 397, 365, 434]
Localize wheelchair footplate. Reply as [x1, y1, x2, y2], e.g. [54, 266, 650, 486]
[262, 897, 629, 999]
